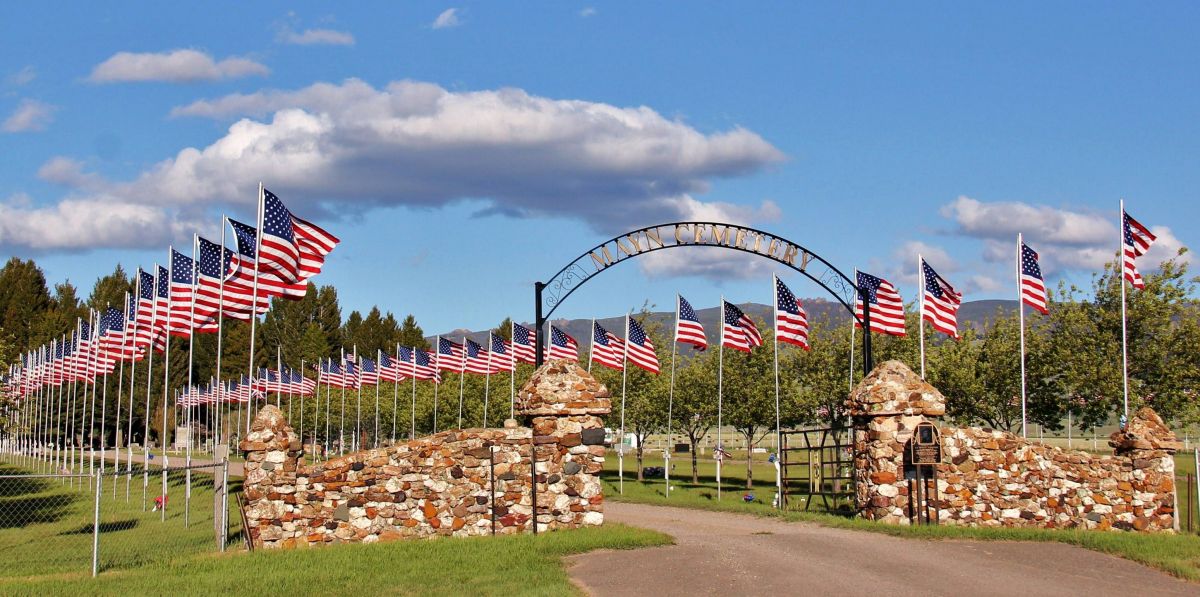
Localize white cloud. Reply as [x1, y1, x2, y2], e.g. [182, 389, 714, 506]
[277, 28, 355, 46]
[88, 49, 269, 83]
[636, 197, 784, 279]
[2, 99, 56, 132]
[432, 8, 461, 29]
[943, 195, 1189, 273]
[6, 66, 36, 86]
[19, 78, 783, 253]
[580, 7, 597, 17]
[0, 194, 205, 251]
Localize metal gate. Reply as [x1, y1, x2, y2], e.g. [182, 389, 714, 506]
[779, 427, 854, 513]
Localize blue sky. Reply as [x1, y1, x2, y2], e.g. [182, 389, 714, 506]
[2, 2, 1196, 335]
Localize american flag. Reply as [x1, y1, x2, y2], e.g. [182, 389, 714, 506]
[721, 301, 762, 352]
[854, 271, 906, 337]
[490, 333, 516, 372]
[253, 368, 283, 393]
[625, 317, 660, 374]
[436, 337, 464, 372]
[395, 346, 419, 378]
[774, 277, 810, 350]
[342, 357, 361, 389]
[153, 265, 170, 351]
[510, 323, 537, 364]
[921, 259, 962, 339]
[98, 306, 127, 359]
[319, 358, 345, 387]
[134, 268, 157, 349]
[196, 236, 268, 321]
[546, 326, 579, 361]
[1122, 210, 1156, 290]
[258, 188, 301, 283]
[414, 348, 441, 382]
[291, 215, 340, 279]
[359, 357, 379, 386]
[590, 321, 625, 371]
[675, 295, 707, 349]
[1019, 242, 1049, 315]
[463, 339, 495, 374]
[379, 351, 406, 382]
[170, 249, 216, 335]
[293, 370, 318, 395]
[228, 218, 308, 300]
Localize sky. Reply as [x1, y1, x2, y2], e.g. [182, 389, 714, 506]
[1, 2, 1197, 335]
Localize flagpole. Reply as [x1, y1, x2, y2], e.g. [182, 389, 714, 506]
[339, 347, 347, 454]
[1119, 198, 1130, 422]
[142, 268, 158, 509]
[918, 254, 927, 378]
[276, 346, 282, 409]
[298, 358, 306, 459]
[354, 349, 362, 451]
[850, 269, 857, 393]
[717, 297, 725, 501]
[619, 313, 629, 495]
[391, 345, 400, 443]
[509, 321, 516, 420]
[375, 349, 381, 447]
[457, 338, 466, 429]
[587, 319, 596, 374]
[113, 294, 129, 497]
[86, 309, 98, 477]
[665, 295, 679, 499]
[246, 182, 265, 438]
[433, 336, 440, 433]
[215, 217, 228, 453]
[323, 358, 332, 458]
[408, 346, 417, 440]
[484, 333, 492, 428]
[1018, 233, 1028, 438]
[185, 237, 201, 507]
[772, 276, 782, 510]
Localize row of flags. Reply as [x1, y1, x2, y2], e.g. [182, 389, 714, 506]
[3, 187, 340, 403]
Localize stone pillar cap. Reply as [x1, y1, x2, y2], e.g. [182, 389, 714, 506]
[515, 359, 612, 416]
[846, 360, 946, 417]
[1109, 406, 1182, 454]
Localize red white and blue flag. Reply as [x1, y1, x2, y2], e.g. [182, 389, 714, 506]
[1122, 210, 1156, 290]
[463, 339, 495, 375]
[359, 357, 379, 386]
[625, 317, 660, 374]
[721, 301, 762, 352]
[854, 271, 906, 337]
[921, 259, 962, 339]
[414, 348, 441, 383]
[675, 295, 707, 349]
[510, 323, 537, 364]
[489, 333, 516, 372]
[773, 277, 810, 350]
[546, 326, 579, 361]
[1019, 242, 1049, 315]
[590, 321, 624, 371]
[436, 337, 464, 372]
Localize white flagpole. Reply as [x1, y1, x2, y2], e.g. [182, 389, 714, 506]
[587, 319, 596, 374]
[1018, 233, 1028, 438]
[433, 336, 441, 433]
[113, 295, 128, 497]
[215, 217, 228, 453]
[1119, 198, 1130, 422]
[484, 333, 492, 427]
[457, 338, 466, 429]
[772, 276, 782, 510]
[717, 297, 724, 501]
[375, 349, 381, 447]
[142, 267, 158, 509]
[246, 182, 265, 437]
[408, 345, 416, 440]
[276, 346, 283, 409]
[161, 250, 175, 520]
[354, 349, 362, 451]
[298, 358, 306, 458]
[185, 237, 201, 506]
[392, 344, 401, 443]
[509, 322, 516, 420]
[339, 347, 347, 454]
[665, 296, 679, 499]
[850, 269, 857, 392]
[918, 254, 927, 378]
[619, 313, 630, 495]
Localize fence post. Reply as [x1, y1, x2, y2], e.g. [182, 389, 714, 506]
[214, 446, 229, 551]
[221, 458, 229, 551]
[91, 470, 102, 577]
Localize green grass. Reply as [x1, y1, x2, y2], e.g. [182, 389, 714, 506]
[0, 523, 671, 596]
[0, 458, 243, 579]
[602, 455, 1200, 582]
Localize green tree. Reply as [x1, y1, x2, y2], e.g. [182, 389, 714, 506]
[671, 351, 716, 483]
[397, 314, 429, 350]
[0, 257, 53, 350]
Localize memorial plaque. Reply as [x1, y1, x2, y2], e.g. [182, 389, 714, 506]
[908, 422, 942, 465]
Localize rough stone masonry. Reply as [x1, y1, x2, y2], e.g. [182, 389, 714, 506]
[240, 359, 611, 548]
[850, 360, 1180, 532]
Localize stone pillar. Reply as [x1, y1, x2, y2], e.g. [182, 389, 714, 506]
[239, 405, 302, 548]
[1109, 407, 1181, 531]
[516, 359, 612, 531]
[846, 360, 946, 524]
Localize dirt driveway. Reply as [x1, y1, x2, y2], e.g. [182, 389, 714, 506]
[569, 502, 1194, 597]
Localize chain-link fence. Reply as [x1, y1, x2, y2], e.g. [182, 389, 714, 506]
[0, 454, 237, 578]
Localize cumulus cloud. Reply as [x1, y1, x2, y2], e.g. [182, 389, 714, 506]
[2, 99, 56, 132]
[6, 66, 36, 86]
[277, 28, 355, 46]
[943, 195, 1188, 273]
[0, 193, 206, 251]
[20, 78, 783, 253]
[88, 49, 269, 83]
[432, 8, 461, 29]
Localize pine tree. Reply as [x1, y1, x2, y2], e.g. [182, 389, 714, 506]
[397, 314, 429, 350]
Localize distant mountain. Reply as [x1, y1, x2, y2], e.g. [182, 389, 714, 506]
[429, 298, 1019, 346]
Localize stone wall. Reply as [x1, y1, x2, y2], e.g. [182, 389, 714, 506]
[850, 360, 1180, 532]
[240, 359, 610, 548]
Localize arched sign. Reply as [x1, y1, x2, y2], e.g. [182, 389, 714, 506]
[534, 221, 874, 371]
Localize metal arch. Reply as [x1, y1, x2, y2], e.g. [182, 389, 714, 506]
[534, 221, 874, 373]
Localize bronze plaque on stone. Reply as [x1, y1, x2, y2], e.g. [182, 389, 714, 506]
[908, 422, 942, 465]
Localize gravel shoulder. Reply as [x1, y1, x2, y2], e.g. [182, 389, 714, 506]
[568, 501, 1194, 597]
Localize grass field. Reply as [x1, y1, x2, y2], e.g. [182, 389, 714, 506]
[0, 459, 243, 579]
